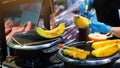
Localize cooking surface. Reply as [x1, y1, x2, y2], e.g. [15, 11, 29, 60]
[7, 30, 63, 50]
[57, 42, 120, 66]
[8, 30, 53, 45]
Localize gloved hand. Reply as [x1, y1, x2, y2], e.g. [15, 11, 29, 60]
[89, 17, 111, 33]
[71, 0, 77, 4]
[71, 0, 94, 19]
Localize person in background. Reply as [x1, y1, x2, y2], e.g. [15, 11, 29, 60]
[71, 0, 120, 38]
[93, 0, 120, 27]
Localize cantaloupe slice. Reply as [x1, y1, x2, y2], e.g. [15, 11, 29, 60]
[88, 33, 107, 42]
[35, 23, 65, 38]
[74, 15, 91, 28]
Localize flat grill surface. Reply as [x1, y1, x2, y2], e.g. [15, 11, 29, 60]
[63, 42, 118, 60]
[57, 42, 120, 66]
[11, 30, 54, 46]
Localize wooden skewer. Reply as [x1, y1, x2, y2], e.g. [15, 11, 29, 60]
[50, 0, 55, 29]
[11, 36, 23, 46]
[51, 11, 57, 29]
[105, 33, 113, 38]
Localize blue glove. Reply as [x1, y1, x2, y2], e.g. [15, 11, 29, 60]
[79, 0, 94, 19]
[71, 0, 77, 5]
[71, 0, 94, 6]
[89, 17, 111, 33]
[71, 0, 94, 19]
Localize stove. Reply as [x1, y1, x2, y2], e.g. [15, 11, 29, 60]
[2, 30, 64, 68]
[2, 54, 64, 68]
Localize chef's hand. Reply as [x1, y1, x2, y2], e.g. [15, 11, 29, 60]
[71, 0, 94, 19]
[89, 17, 111, 34]
[71, 0, 77, 4]
[79, 0, 94, 19]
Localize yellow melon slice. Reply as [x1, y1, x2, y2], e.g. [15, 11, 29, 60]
[74, 15, 91, 28]
[35, 23, 65, 38]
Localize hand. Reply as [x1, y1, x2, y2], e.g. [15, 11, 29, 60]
[71, 0, 77, 5]
[71, 0, 95, 19]
[71, 0, 94, 5]
[79, 0, 94, 19]
[89, 18, 111, 33]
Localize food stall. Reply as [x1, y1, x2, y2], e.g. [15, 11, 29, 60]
[0, 0, 120, 68]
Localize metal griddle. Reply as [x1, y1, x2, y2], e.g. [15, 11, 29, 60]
[7, 30, 62, 50]
[57, 42, 120, 66]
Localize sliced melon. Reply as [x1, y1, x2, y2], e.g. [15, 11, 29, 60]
[74, 15, 91, 28]
[35, 23, 65, 38]
[92, 44, 119, 57]
[88, 33, 108, 42]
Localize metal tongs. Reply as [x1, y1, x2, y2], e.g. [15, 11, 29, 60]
[84, 0, 89, 14]
[105, 32, 113, 38]
[58, 41, 93, 49]
[84, 0, 94, 17]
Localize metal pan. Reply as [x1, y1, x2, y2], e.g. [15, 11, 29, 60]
[57, 41, 120, 66]
[7, 30, 63, 50]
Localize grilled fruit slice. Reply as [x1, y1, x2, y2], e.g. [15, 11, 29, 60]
[35, 23, 65, 38]
[92, 44, 119, 57]
[63, 46, 90, 60]
[92, 39, 120, 49]
[74, 15, 91, 28]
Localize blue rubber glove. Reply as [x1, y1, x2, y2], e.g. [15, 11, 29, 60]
[89, 17, 111, 33]
[71, 0, 76, 4]
[71, 0, 94, 19]
[79, 0, 94, 19]
[71, 0, 94, 6]
[71, 0, 77, 5]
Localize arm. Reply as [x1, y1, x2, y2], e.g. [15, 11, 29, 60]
[109, 27, 120, 38]
[90, 18, 120, 38]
